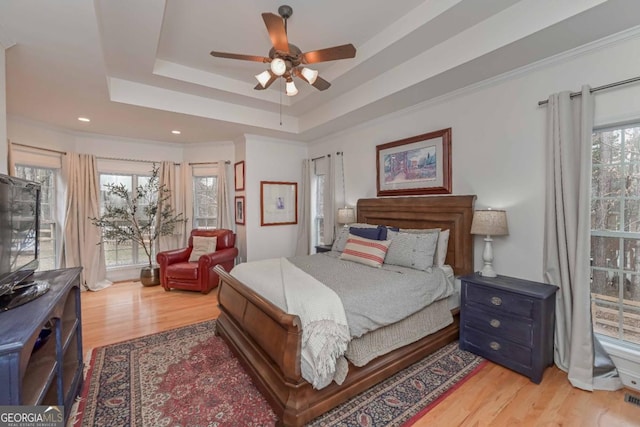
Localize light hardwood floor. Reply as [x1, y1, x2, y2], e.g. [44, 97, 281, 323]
[81, 281, 640, 427]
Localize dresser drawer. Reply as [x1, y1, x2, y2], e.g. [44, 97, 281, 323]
[462, 327, 533, 372]
[464, 284, 534, 318]
[462, 305, 533, 347]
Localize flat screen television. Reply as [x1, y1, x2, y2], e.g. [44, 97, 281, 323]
[0, 173, 41, 297]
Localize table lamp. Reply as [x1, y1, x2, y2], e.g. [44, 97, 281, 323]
[470, 209, 509, 277]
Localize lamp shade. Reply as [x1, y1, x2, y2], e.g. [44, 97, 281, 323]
[300, 67, 318, 84]
[470, 210, 509, 236]
[255, 70, 272, 88]
[337, 207, 355, 225]
[285, 79, 298, 96]
[270, 58, 287, 76]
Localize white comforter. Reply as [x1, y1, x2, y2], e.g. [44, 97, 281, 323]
[231, 258, 350, 389]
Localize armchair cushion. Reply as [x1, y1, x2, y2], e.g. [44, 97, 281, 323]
[189, 236, 217, 262]
[166, 262, 199, 280]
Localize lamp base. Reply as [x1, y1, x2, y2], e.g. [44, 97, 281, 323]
[479, 265, 497, 277]
[480, 236, 497, 277]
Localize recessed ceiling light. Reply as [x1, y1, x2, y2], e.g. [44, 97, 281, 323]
[171, 130, 181, 135]
[78, 117, 90, 122]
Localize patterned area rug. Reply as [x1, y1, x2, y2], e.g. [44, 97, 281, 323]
[71, 320, 486, 427]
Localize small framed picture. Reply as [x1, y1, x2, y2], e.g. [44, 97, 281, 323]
[376, 128, 452, 196]
[235, 196, 245, 225]
[234, 161, 245, 191]
[260, 181, 297, 226]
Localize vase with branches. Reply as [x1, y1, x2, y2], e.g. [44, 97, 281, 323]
[90, 164, 185, 285]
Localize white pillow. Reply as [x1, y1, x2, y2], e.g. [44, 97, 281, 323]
[385, 230, 438, 271]
[435, 229, 450, 267]
[189, 236, 217, 262]
[340, 234, 391, 268]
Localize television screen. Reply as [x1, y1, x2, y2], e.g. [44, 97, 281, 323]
[0, 174, 41, 297]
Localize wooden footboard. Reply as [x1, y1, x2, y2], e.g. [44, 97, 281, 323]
[215, 266, 460, 427]
[215, 195, 474, 426]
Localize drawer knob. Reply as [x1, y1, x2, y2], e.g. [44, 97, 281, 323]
[490, 341, 501, 351]
[490, 319, 501, 328]
[490, 296, 503, 306]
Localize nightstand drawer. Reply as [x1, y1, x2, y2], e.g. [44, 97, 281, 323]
[462, 306, 533, 347]
[465, 284, 534, 318]
[462, 327, 533, 372]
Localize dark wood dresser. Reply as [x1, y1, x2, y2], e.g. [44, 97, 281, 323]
[459, 273, 558, 383]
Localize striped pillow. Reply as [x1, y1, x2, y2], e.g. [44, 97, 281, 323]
[340, 234, 391, 268]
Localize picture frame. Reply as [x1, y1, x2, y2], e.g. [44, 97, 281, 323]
[260, 181, 297, 226]
[235, 196, 245, 225]
[234, 161, 245, 191]
[376, 128, 452, 196]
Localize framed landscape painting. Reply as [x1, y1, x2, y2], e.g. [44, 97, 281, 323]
[376, 128, 452, 196]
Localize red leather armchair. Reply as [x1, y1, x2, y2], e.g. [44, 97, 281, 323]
[156, 229, 238, 294]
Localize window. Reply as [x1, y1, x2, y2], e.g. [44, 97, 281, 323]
[314, 174, 326, 245]
[99, 173, 152, 267]
[591, 124, 640, 345]
[14, 165, 58, 271]
[193, 176, 218, 229]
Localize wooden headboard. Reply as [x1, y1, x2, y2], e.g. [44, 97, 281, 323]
[357, 195, 476, 276]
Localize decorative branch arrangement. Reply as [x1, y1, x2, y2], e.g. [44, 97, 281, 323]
[90, 164, 185, 270]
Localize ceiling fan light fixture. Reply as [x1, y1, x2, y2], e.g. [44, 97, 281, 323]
[300, 67, 318, 84]
[270, 58, 287, 76]
[255, 70, 272, 87]
[286, 79, 298, 96]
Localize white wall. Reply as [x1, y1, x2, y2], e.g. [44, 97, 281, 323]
[233, 135, 247, 262]
[309, 33, 640, 283]
[183, 140, 235, 164]
[244, 135, 307, 261]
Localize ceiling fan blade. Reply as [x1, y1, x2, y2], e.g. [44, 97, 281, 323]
[301, 44, 356, 64]
[254, 71, 278, 90]
[210, 51, 269, 63]
[262, 13, 289, 53]
[311, 75, 331, 91]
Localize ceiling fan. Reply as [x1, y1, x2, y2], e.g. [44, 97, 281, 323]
[210, 5, 356, 96]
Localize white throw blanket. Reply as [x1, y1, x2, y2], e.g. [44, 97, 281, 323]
[231, 258, 350, 389]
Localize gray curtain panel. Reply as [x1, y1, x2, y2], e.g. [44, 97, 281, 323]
[543, 85, 621, 391]
[295, 159, 312, 255]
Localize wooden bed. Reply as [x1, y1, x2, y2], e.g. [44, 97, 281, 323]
[214, 195, 475, 426]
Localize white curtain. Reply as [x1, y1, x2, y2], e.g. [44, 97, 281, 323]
[544, 85, 621, 391]
[181, 162, 193, 239]
[217, 161, 234, 231]
[296, 159, 312, 255]
[61, 153, 111, 291]
[322, 155, 336, 244]
[157, 161, 187, 252]
[7, 140, 15, 176]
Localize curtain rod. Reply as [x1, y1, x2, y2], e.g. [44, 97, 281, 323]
[97, 156, 180, 165]
[537, 75, 640, 106]
[11, 142, 67, 156]
[311, 151, 343, 161]
[189, 161, 230, 166]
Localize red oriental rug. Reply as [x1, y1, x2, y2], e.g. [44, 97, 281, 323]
[71, 320, 486, 427]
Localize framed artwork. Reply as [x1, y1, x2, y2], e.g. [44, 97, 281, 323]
[260, 181, 297, 226]
[234, 161, 245, 191]
[235, 196, 245, 225]
[376, 128, 452, 196]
